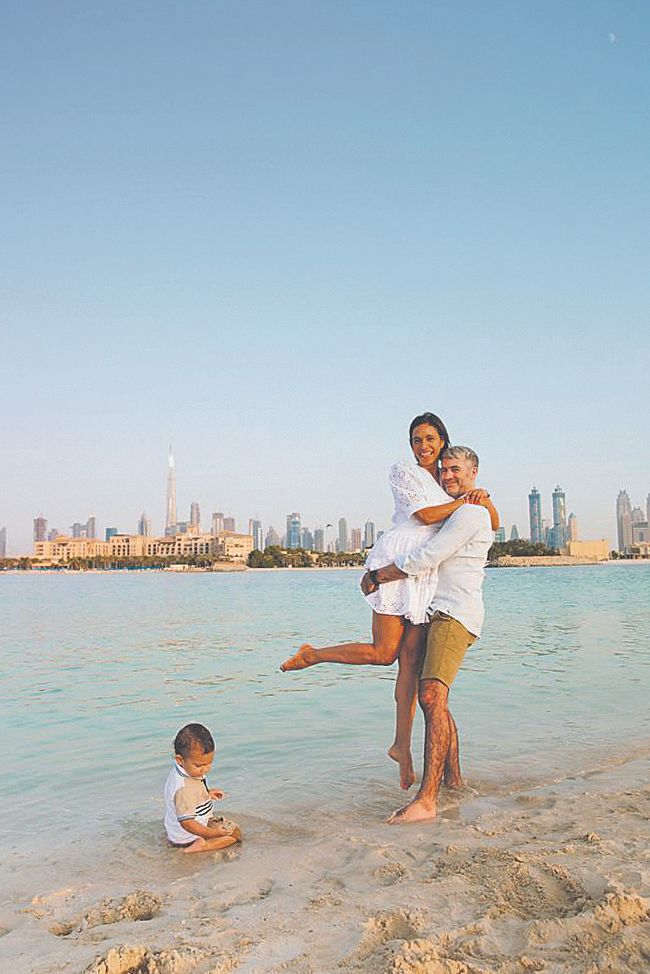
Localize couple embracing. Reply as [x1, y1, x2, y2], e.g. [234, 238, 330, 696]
[280, 412, 499, 824]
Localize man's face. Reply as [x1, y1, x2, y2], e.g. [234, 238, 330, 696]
[440, 456, 478, 497]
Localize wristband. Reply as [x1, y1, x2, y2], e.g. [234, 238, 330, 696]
[368, 570, 379, 586]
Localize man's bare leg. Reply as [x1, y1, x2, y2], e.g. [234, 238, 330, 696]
[388, 679, 449, 823]
[444, 712, 462, 788]
[280, 613, 404, 670]
[388, 624, 426, 790]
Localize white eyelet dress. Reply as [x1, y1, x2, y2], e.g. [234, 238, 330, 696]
[364, 462, 449, 624]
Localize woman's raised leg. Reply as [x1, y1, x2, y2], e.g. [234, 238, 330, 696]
[388, 623, 426, 790]
[280, 612, 405, 671]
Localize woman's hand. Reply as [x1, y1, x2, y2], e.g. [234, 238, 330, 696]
[463, 489, 490, 506]
[360, 572, 378, 596]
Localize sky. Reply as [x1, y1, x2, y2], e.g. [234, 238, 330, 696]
[2, 1, 649, 555]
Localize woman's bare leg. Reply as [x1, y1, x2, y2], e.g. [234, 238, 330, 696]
[280, 612, 404, 671]
[388, 624, 426, 789]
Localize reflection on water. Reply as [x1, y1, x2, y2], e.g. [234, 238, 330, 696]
[1, 565, 649, 848]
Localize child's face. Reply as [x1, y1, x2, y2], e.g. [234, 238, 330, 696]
[176, 745, 215, 778]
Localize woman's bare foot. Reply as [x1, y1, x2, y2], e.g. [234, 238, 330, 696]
[280, 644, 318, 671]
[387, 744, 416, 790]
[387, 797, 437, 824]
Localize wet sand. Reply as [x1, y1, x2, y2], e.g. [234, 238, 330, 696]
[2, 752, 649, 974]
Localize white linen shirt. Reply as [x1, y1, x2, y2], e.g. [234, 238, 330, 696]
[394, 505, 493, 637]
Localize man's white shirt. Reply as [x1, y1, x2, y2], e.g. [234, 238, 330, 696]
[394, 505, 493, 637]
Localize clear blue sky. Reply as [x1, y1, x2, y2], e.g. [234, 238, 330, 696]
[2, 1, 649, 554]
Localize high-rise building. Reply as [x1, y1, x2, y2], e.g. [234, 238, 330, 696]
[350, 528, 362, 550]
[211, 512, 224, 535]
[48, 528, 59, 541]
[616, 490, 633, 552]
[33, 515, 47, 543]
[528, 488, 542, 544]
[647, 493, 650, 526]
[510, 524, 519, 541]
[300, 527, 314, 550]
[364, 521, 376, 549]
[286, 513, 301, 549]
[631, 507, 645, 524]
[0, 526, 6, 558]
[494, 527, 506, 543]
[223, 516, 236, 533]
[105, 527, 118, 541]
[165, 445, 177, 537]
[190, 502, 201, 531]
[265, 526, 280, 547]
[338, 517, 349, 552]
[314, 527, 325, 552]
[86, 514, 96, 540]
[249, 519, 263, 550]
[551, 485, 567, 548]
[138, 512, 152, 537]
[71, 522, 85, 538]
[568, 513, 578, 541]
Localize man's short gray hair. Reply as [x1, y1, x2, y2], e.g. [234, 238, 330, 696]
[442, 445, 479, 467]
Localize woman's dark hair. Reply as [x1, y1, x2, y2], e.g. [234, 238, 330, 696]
[174, 723, 215, 757]
[408, 413, 450, 453]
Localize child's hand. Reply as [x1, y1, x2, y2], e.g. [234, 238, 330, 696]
[209, 788, 224, 800]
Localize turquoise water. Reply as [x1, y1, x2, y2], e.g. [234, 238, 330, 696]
[1, 565, 649, 849]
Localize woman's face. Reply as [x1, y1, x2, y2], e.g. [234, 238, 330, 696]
[410, 423, 445, 468]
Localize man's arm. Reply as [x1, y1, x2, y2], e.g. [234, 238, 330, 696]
[397, 505, 487, 576]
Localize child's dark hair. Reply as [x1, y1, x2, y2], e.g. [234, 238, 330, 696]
[174, 723, 215, 757]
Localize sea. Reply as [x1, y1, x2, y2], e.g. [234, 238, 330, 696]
[1, 564, 649, 866]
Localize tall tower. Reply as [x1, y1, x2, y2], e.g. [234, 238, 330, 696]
[552, 486, 567, 548]
[338, 517, 349, 552]
[568, 513, 578, 541]
[364, 521, 376, 549]
[528, 488, 542, 544]
[616, 490, 633, 552]
[33, 515, 48, 542]
[286, 513, 301, 549]
[190, 501, 201, 532]
[0, 526, 6, 558]
[165, 446, 177, 536]
[138, 512, 151, 537]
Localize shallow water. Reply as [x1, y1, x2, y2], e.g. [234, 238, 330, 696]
[1, 564, 648, 854]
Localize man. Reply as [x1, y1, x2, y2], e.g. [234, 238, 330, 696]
[362, 446, 494, 823]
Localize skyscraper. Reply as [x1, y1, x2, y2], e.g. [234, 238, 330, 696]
[0, 526, 6, 558]
[105, 527, 118, 541]
[568, 513, 578, 541]
[33, 515, 47, 543]
[631, 506, 645, 524]
[350, 527, 362, 550]
[249, 519, 263, 550]
[165, 445, 177, 536]
[223, 516, 236, 532]
[510, 524, 519, 541]
[528, 488, 542, 544]
[616, 490, 633, 552]
[190, 502, 201, 531]
[211, 512, 224, 535]
[364, 521, 376, 549]
[286, 513, 301, 549]
[314, 527, 325, 552]
[265, 526, 280, 547]
[494, 526, 506, 543]
[138, 512, 152, 537]
[300, 527, 314, 550]
[86, 514, 96, 540]
[71, 522, 85, 538]
[552, 485, 567, 548]
[338, 517, 349, 552]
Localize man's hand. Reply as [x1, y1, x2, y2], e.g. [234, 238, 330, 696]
[360, 563, 408, 596]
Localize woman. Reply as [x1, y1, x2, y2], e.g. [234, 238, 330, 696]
[280, 412, 499, 789]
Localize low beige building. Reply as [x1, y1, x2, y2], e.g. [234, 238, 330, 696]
[34, 530, 253, 564]
[561, 539, 610, 561]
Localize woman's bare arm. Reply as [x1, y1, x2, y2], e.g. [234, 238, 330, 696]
[413, 497, 466, 525]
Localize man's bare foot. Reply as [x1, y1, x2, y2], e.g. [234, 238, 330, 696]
[443, 773, 463, 789]
[387, 797, 437, 824]
[280, 644, 318, 671]
[387, 744, 416, 790]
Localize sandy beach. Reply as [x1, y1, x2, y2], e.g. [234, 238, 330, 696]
[4, 751, 649, 974]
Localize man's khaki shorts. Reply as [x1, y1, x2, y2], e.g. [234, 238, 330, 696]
[420, 611, 476, 687]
